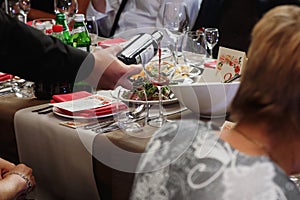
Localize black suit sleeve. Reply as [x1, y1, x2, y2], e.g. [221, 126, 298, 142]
[0, 9, 94, 83]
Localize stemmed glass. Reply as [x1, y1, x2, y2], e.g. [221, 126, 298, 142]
[18, 0, 30, 23]
[54, 0, 78, 24]
[162, 1, 189, 63]
[142, 43, 176, 127]
[116, 87, 150, 135]
[204, 28, 219, 59]
[182, 30, 207, 68]
[86, 16, 99, 46]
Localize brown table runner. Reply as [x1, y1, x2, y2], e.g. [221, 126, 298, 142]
[0, 94, 48, 163]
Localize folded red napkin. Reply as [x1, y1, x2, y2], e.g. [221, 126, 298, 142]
[55, 102, 127, 117]
[51, 91, 127, 117]
[51, 91, 92, 103]
[204, 60, 217, 69]
[0, 74, 14, 82]
[98, 38, 127, 48]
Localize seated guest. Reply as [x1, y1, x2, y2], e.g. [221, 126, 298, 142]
[0, 158, 35, 200]
[130, 5, 300, 199]
[86, 0, 201, 37]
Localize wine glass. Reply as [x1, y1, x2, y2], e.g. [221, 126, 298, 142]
[54, 0, 78, 24]
[116, 87, 153, 137]
[182, 30, 207, 69]
[142, 43, 176, 127]
[18, 0, 30, 23]
[204, 28, 219, 59]
[163, 1, 189, 64]
[86, 16, 99, 46]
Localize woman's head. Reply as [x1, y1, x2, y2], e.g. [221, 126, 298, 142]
[231, 5, 300, 136]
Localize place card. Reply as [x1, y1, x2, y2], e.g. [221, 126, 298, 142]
[216, 47, 247, 82]
[59, 121, 97, 129]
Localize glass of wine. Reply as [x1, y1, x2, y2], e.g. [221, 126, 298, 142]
[162, 1, 189, 64]
[204, 28, 219, 59]
[18, 0, 30, 23]
[142, 42, 176, 127]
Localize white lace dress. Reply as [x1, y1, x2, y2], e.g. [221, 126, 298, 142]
[130, 120, 300, 200]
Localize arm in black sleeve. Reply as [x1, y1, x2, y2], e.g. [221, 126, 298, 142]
[0, 9, 94, 83]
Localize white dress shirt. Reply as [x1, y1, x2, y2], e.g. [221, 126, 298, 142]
[87, 0, 202, 37]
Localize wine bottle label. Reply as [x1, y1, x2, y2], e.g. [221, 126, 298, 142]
[138, 45, 155, 64]
[121, 34, 153, 58]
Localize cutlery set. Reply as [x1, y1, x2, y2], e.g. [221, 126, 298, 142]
[31, 100, 187, 134]
[31, 105, 53, 114]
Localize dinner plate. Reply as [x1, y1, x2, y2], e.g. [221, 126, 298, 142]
[111, 87, 178, 105]
[171, 66, 203, 83]
[52, 106, 114, 119]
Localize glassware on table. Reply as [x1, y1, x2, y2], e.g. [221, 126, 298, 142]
[6, 75, 35, 98]
[32, 18, 56, 34]
[12, 80, 35, 98]
[3, 0, 20, 17]
[85, 16, 99, 46]
[142, 45, 176, 127]
[204, 28, 219, 59]
[18, 0, 30, 23]
[162, 1, 189, 63]
[116, 87, 150, 136]
[54, 0, 78, 25]
[182, 30, 207, 69]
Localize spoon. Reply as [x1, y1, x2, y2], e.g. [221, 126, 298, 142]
[127, 103, 150, 119]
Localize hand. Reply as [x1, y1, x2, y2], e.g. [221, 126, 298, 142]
[1, 163, 35, 200]
[87, 45, 142, 90]
[0, 158, 15, 179]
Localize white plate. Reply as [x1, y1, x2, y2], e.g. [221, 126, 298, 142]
[52, 106, 114, 119]
[111, 87, 178, 105]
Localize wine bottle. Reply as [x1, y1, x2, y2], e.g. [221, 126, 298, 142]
[117, 30, 163, 65]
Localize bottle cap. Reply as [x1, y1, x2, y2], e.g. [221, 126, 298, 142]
[52, 24, 63, 32]
[74, 14, 85, 22]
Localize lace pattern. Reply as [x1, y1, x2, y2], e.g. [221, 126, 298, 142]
[130, 120, 300, 200]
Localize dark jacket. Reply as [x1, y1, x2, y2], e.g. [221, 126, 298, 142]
[0, 9, 93, 83]
[192, 0, 300, 57]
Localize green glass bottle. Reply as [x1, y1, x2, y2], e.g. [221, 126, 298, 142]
[55, 13, 71, 44]
[70, 14, 91, 52]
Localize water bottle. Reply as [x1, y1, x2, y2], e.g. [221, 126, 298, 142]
[70, 14, 91, 52]
[55, 13, 71, 44]
[52, 24, 65, 42]
[117, 30, 163, 65]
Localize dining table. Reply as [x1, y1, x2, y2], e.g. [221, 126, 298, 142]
[0, 93, 48, 163]
[12, 89, 227, 200]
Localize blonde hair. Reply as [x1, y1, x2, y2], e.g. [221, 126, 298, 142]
[231, 5, 300, 135]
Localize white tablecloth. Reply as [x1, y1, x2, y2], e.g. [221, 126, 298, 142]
[13, 89, 224, 200]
